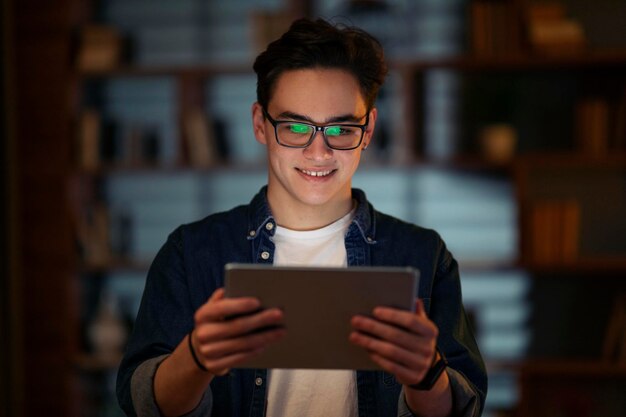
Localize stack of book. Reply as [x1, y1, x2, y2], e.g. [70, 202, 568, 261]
[529, 199, 580, 265]
[76, 109, 163, 170]
[469, 0, 520, 56]
[525, 2, 586, 54]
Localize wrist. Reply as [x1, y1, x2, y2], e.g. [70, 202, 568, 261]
[407, 348, 448, 391]
[188, 329, 209, 373]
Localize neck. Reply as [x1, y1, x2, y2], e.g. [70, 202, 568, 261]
[267, 188, 354, 231]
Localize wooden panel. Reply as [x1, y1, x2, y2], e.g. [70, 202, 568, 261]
[11, 0, 79, 416]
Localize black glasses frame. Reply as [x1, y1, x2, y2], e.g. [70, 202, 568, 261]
[263, 109, 369, 150]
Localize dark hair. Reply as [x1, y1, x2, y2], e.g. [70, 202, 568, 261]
[253, 18, 388, 111]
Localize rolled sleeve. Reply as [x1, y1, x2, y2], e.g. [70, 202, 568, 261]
[130, 355, 213, 417]
[397, 367, 481, 417]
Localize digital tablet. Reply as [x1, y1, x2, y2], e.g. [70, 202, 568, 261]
[224, 263, 419, 370]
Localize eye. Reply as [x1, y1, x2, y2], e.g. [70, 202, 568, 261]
[326, 126, 357, 136]
[288, 123, 311, 134]
[325, 126, 344, 136]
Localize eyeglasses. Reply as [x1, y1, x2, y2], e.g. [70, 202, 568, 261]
[263, 109, 369, 150]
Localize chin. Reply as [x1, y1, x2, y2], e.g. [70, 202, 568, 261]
[295, 187, 347, 207]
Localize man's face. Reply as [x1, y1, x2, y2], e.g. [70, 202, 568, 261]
[252, 68, 377, 218]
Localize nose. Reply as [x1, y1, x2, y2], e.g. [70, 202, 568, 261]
[303, 130, 333, 160]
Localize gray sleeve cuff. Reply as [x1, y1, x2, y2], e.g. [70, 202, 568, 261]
[397, 367, 481, 417]
[130, 355, 213, 417]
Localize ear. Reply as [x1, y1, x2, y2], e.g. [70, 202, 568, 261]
[252, 102, 268, 145]
[361, 107, 378, 150]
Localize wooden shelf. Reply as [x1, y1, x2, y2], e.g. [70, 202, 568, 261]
[520, 359, 626, 378]
[74, 161, 268, 177]
[75, 48, 626, 80]
[520, 258, 626, 275]
[514, 152, 626, 167]
[81, 259, 151, 274]
[76, 62, 254, 79]
[391, 48, 626, 72]
[458, 259, 521, 273]
[74, 352, 123, 372]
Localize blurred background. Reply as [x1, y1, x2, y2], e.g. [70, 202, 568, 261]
[2, 0, 626, 416]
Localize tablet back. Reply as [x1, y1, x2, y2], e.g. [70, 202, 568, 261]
[224, 263, 419, 370]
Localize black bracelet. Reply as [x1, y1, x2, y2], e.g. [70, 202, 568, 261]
[188, 329, 208, 372]
[407, 348, 448, 391]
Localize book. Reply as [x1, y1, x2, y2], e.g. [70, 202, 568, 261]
[612, 87, 626, 151]
[561, 200, 580, 262]
[76, 204, 112, 268]
[77, 110, 101, 171]
[603, 294, 626, 363]
[526, 2, 566, 23]
[528, 20, 586, 52]
[470, 1, 519, 56]
[576, 98, 610, 156]
[183, 109, 219, 168]
[529, 200, 580, 264]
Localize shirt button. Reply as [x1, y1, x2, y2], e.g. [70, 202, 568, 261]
[265, 222, 274, 231]
[249, 230, 256, 237]
[261, 251, 270, 260]
[255, 377, 263, 386]
[366, 237, 373, 242]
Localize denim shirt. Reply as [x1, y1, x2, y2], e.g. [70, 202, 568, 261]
[116, 187, 487, 417]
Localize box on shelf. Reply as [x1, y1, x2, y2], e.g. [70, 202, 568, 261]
[525, 2, 586, 54]
[76, 25, 123, 71]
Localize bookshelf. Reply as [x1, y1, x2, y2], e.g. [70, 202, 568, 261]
[75, 1, 626, 417]
[8, 0, 626, 416]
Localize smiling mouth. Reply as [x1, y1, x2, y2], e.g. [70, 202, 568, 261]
[298, 168, 334, 177]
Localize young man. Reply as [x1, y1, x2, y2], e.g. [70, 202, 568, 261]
[117, 18, 487, 417]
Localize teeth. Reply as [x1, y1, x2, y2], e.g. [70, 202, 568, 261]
[301, 169, 332, 177]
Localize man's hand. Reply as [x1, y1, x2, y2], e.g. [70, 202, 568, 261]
[349, 299, 438, 386]
[192, 288, 286, 376]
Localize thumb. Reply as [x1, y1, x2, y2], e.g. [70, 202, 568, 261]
[414, 298, 426, 317]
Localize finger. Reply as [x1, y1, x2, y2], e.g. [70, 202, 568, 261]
[209, 287, 225, 302]
[349, 330, 432, 370]
[371, 307, 438, 339]
[199, 328, 286, 376]
[414, 298, 425, 317]
[367, 353, 427, 386]
[203, 347, 268, 376]
[199, 327, 286, 359]
[195, 296, 262, 323]
[196, 307, 284, 342]
[351, 315, 434, 353]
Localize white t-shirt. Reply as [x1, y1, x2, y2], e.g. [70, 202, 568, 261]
[266, 208, 358, 417]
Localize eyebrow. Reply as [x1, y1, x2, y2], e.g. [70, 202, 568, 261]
[276, 110, 366, 124]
